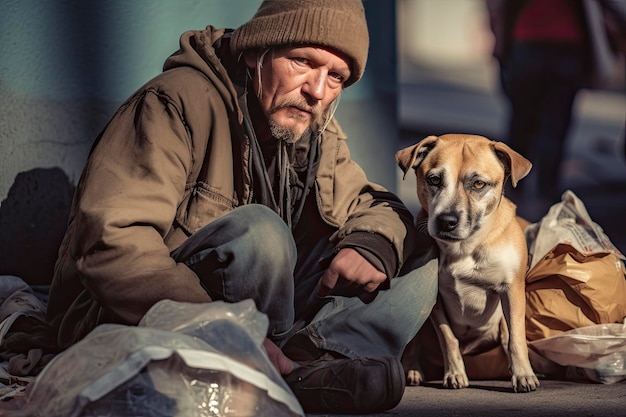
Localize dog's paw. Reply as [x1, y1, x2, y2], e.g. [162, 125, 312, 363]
[406, 369, 424, 386]
[512, 373, 540, 393]
[442, 371, 469, 389]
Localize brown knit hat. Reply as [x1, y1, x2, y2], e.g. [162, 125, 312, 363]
[230, 0, 369, 87]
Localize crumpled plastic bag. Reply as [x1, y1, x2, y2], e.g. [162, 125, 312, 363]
[530, 319, 626, 384]
[0, 275, 56, 382]
[526, 190, 625, 273]
[524, 190, 626, 341]
[523, 190, 626, 384]
[10, 299, 304, 417]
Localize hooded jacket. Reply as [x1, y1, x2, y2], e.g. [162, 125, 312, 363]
[48, 26, 418, 348]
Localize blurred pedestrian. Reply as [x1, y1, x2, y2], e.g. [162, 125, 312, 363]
[486, 0, 626, 219]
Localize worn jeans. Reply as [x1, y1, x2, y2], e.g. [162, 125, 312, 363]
[171, 204, 438, 359]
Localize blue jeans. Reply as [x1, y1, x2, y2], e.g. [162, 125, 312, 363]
[171, 204, 438, 359]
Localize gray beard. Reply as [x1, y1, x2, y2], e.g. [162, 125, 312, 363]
[269, 119, 314, 144]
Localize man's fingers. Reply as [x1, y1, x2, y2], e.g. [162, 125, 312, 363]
[363, 281, 380, 293]
[318, 249, 388, 297]
[263, 338, 294, 375]
[317, 268, 339, 296]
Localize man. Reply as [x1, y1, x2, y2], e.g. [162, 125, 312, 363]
[47, 0, 438, 413]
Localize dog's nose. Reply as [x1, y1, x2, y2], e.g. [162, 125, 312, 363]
[437, 214, 458, 232]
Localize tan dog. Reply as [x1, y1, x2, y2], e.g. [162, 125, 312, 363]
[396, 134, 539, 393]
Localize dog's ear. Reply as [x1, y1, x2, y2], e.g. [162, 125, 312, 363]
[491, 141, 532, 187]
[396, 135, 438, 180]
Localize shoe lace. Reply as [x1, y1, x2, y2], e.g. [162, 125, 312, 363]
[298, 360, 356, 408]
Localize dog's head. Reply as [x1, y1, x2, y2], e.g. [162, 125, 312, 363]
[396, 134, 531, 243]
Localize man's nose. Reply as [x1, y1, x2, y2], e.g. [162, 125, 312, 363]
[302, 70, 327, 101]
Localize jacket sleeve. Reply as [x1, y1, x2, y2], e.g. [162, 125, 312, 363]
[64, 88, 211, 326]
[316, 120, 420, 277]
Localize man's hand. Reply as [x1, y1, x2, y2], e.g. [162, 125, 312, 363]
[263, 338, 295, 375]
[317, 248, 387, 297]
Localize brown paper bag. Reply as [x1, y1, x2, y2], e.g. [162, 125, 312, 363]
[524, 191, 626, 342]
[525, 243, 626, 341]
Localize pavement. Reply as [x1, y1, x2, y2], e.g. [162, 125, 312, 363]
[310, 379, 626, 417]
[385, 379, 626, 417]
[319, 62, 626, 417]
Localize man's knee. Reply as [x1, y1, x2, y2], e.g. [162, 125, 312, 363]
[234, 205, 297, 267]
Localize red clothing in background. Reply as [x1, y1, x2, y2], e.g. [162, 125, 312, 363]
[514, 0, 585, 44]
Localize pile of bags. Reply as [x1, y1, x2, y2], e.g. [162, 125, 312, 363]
[524, 191, 626, 384]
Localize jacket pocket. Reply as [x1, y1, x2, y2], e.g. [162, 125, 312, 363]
[175, 182, 237, 235]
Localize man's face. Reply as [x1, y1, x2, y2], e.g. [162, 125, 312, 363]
[246, 45, 351, 143]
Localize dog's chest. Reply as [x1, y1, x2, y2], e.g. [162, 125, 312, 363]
[438, 244, 519, 316]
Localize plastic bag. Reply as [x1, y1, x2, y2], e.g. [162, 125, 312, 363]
[523, 191, 626, 384]
[11, 299, 304, 417]
[524, 190, 626, 341]
[530, 320, 626, 384]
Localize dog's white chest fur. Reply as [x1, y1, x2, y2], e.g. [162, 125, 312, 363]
[437, 242, 520, 349]
[442, 241, 519, 292]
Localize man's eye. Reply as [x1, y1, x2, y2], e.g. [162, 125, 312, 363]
[329, 72, 345, 83]
[427, 175, 441, 186]
[292, 57, 308, 65]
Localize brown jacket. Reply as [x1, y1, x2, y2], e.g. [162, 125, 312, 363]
[48, 26, 417, 348]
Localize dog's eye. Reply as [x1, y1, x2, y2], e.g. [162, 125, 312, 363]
[473, 180, 486, 190]
[427, 175, 441, 186]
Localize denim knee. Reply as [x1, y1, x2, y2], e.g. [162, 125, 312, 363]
[232, 205, 297, 272]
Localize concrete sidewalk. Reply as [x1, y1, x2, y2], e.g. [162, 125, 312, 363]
[308, 379, 626, 416]
[389, 379, 626, 417]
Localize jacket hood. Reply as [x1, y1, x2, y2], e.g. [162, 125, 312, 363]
[164, 26, 243, 123]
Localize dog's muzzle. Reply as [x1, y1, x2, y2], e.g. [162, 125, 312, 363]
[432, 212, 468, 241]
[436, 213, 459, 232]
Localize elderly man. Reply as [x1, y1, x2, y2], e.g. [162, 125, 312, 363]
[48, 0, 438, 413]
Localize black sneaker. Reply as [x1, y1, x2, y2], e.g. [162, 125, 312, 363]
[284, 356, 405, 414]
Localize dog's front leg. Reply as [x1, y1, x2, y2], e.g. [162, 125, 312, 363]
[501, 278, 540, 392]
[430, 302, 469, 389]
[402, 334, 425, 386]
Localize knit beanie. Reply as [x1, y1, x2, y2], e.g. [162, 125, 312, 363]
[230, 0, 369, 87]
